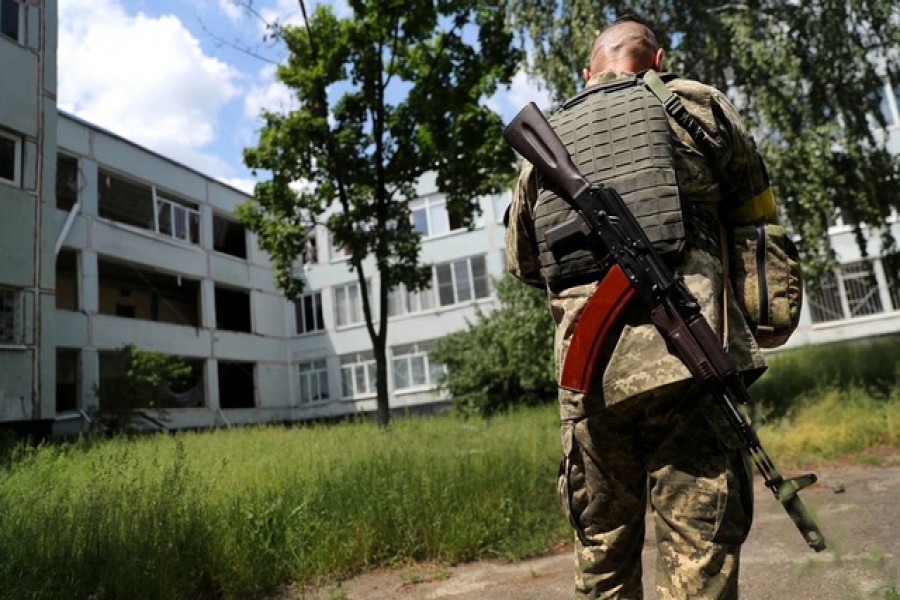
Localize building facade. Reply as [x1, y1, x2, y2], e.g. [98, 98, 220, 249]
[1, 1, 899, 434]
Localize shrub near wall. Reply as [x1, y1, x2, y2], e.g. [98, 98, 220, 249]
[750, 334, 900, 418]
[0, 407, 567, 600]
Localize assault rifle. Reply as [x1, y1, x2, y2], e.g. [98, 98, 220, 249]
[504, 102, 827, 552]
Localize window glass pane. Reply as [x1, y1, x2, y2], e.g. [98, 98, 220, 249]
[0, 135, 16, 182]
[842, 262, 883, 317]
[189, 211, 200, 244]
[366, 362, 377, 393]
[173, 205, 188, 240]
[411, 355, 426, 386]
[317, 371, 330, 400]
[393, 358, 409, 389]
[354, 364, 366, 394]
[341, 367, 353, 397]
[454, 260, 472, 302]
[388, 286, 404, 316]
[429, 360, 445, 385]
[436, 264, 455, 306]
[808, 270, 842, 323]
[471, 256, 489, 298]
[335, 287, 347, 326]
[429, 201, 450, 236]
[349, 284, 360, 323]
[156, 200, 172, 236]
[412, 207, 429, 235]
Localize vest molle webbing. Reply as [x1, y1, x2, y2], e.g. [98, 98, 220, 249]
[533, 73, 684, 289]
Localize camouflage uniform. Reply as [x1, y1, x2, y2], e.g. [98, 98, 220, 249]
[506, 71, 776, 599]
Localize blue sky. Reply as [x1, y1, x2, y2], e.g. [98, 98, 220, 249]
[56, 0, 551, 194]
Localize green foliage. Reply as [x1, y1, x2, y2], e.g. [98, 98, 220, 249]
[94, 345, 193, 433]
[241, 0, 521, 426]
[507, 1, 900, 275]
[432, 274, 556, 416]
[750, 334, 900, 418]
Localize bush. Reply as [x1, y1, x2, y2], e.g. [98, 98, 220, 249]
[432, 275, 556, 416]
[750, 334, 900, 418]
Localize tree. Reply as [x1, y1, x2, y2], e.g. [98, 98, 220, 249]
[507, 1, 900, 277]
[431, 274, 556, 417]
[94, 345, 193, 433]
[239, 1, 521, 428]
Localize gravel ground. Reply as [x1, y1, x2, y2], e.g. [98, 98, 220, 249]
[281, 458, 900, 599]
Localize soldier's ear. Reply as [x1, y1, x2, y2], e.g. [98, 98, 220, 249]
[653, 48, 665, 71]
[583, 68, 592, 83]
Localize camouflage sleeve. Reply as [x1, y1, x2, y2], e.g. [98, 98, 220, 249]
[708, 90, 778, 224]
[505, 161, 545, 287]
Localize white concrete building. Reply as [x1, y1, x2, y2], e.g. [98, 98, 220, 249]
[1, 0, 898, 435]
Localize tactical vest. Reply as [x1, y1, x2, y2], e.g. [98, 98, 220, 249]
[533, 73, 685, 289]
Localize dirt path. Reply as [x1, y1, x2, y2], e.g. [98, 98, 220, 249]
[283, 460, 900, 599]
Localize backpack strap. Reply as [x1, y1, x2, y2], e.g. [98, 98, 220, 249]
[641, 70, 719, 162]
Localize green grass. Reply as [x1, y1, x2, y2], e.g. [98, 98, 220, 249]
[1, 362, 899, 599]
[0, 408, 568, 600]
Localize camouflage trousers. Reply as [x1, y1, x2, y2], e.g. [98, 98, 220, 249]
[557, 387, 754, 599]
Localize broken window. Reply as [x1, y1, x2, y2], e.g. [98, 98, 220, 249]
[97, 259, 201, 327]
[214, 286, 252, 333]
[0, 0, 19, 43]
[218, 361, 255, 408]
[56, 249, 79, 311]
[56, 154, 79, 210]
[0, 129, 21, 186]
[213, 215, 247, 258]
[98, 349, 203, 411]
[56, 348, 80, 413]
[98, 169, 154, 229]
[295, 291, 324, 334]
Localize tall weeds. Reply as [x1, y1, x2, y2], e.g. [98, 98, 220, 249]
[0, 409, 566, 600]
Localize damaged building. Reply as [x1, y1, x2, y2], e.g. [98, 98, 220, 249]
[2, 0, 900, 435]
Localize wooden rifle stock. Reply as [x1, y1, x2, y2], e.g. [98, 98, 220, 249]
[503, 102, 828, 553]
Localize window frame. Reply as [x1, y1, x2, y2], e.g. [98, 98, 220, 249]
[153, 191, 200, 244]
[0, 129, 22, 187]
[340, 352, 377, 398]
[295, 291, 325, 334]
[298, 359, 330, 404]
[334, 281, 366, 327]
[0, 287, 23, 347]
[392, 342, 444, 392]
[434, 255, 490, 307]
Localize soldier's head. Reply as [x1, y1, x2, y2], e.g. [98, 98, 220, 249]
[584, 15, 664, 81]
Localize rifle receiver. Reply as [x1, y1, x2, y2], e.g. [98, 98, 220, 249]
[503, 102, 591, 202]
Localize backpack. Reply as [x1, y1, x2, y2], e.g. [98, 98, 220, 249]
[641, 70, 803, 348]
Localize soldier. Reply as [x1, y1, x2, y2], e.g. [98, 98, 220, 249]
[505, 15, 780, 600]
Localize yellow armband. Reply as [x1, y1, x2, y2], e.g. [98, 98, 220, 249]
[728, 187, 777, 224]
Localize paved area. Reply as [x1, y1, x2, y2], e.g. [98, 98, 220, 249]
[285, 462, 900, 599]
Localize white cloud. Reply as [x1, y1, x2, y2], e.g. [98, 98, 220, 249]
[218, 0, 245, 23]
[506, 70, 553, 113]
[218, 176, 257, 195]
[244, 64, 297, 119]
[483, 70, 553, 123]
[58, 0, 242, 175]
